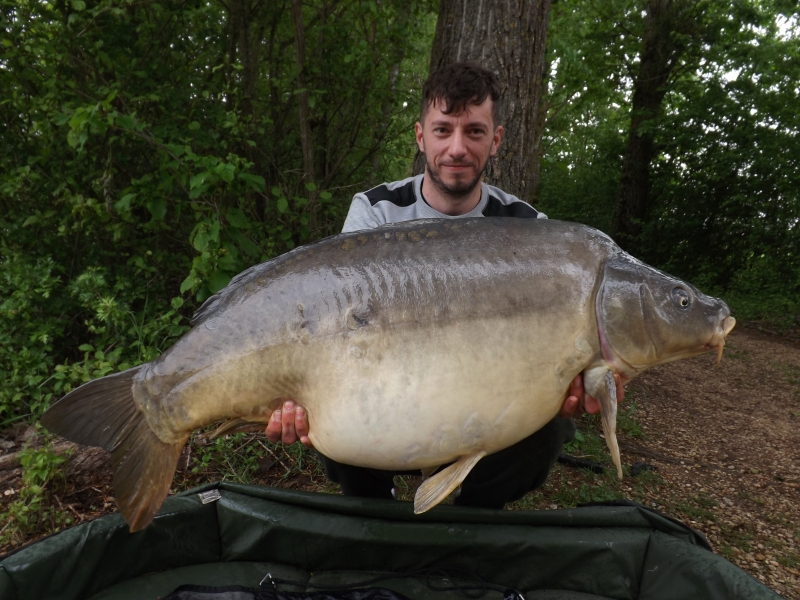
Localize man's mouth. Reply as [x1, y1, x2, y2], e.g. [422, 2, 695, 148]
[441, 163, 474, 170]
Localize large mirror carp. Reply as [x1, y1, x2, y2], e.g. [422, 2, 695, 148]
[42, 218, 735, 532]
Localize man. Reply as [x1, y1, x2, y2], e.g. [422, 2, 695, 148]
[266, 62, 622, 507]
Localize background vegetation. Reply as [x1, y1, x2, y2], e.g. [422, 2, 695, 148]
[1, 0, 798, 427]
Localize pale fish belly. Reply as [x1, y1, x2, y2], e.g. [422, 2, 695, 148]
[305, 312, 592, 470]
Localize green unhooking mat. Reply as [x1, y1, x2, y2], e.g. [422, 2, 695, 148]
[0, 483, 783, 600]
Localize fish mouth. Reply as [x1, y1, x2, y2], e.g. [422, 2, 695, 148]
[704, 316, 736, 366]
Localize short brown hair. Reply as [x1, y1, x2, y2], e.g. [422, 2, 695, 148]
[420, 62, 502, 125]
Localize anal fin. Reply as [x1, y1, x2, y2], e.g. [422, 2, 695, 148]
[414, 451, 486, 514]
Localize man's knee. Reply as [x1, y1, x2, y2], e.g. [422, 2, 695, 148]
[320, 453, 395, 500]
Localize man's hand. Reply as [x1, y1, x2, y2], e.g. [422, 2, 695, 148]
[264, 400, 313, 448]
[559, 373, 623, 419]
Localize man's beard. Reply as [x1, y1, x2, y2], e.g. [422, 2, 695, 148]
[425, 155, 486, 198]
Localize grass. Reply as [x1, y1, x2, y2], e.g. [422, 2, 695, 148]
[724, 348, 749, 360]
[172, 429, 326, 494]
[736, 488, 766, 506]
[782, 364, 800, 386]
[779, 551, 800, 570]
[718, 523, 756, 554]
[670, 498, 718, 523]
[0, 430, 75, 549]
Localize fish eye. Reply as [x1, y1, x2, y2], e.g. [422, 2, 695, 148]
[672, 287, 690, 309]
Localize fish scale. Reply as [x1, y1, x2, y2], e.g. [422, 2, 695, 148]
[41, 218, 735, 531]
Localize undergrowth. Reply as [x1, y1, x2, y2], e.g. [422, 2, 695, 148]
[0, 428, 74, 549]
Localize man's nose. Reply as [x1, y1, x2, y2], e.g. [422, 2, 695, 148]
[448, 129, 467, 157]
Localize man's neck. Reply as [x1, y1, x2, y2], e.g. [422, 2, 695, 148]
[420, 174, 482, 216]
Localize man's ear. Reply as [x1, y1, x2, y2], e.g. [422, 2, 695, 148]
[415, 121, 425, 153]
[490, 125, 503, 156]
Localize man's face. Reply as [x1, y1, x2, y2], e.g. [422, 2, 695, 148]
[415, 98, 502, 199]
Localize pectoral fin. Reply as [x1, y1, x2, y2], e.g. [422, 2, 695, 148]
[414, 451, 486, 514]
[584, 367, 623, 479]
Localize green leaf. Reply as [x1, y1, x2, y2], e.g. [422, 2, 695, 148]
[239, 172, 265, 192]
[215, 162, 235, 183]
[234, 233, 261, 257]
[188, 121, 201, 131]
[208, 270, 231, 293]
[71, 0, 86, 10]
[304, 182, 317, 192]
[192, 229, 209, 252]
[78, 344, 94, 352]
[208, 220, 220, 243]
[115, 114, 136, 130]
[171, 297, 184, 309]
[226, 207, 249, 229]
[189, 172, 207, 189]
[276, 197, 289, 213]
[146, 198, 166, 221]
[114, 193, 136, 214]
[164, 144, 186, 157]
[180, 272, 199, 294]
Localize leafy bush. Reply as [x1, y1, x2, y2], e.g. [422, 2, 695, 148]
[0, 0, 434, 427]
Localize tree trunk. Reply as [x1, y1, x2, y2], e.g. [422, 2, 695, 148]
[227, 0, 269, 220]
[291, 0, 315, 187]
[416, 0, 551, 201]
[611, 0, 684, 251]
[528, 55, 552, 203]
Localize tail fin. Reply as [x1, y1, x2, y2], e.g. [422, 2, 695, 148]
[41, 366, 187, 532]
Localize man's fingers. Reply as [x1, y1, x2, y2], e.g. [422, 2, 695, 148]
[559, 395, 579, 419]
[569, 374, 583, 399]
[295, 406, 309, 436]
[281, 401, 298, 444]
[295, 406, 314, 448]
[265, 409, 283, 442]
[584, 395, 601, 414]
[264, 401, 313, 447]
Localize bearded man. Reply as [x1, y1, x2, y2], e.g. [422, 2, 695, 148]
[266, 62, 622, 508]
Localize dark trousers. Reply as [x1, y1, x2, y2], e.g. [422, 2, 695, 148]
[320, 417, 575, 509]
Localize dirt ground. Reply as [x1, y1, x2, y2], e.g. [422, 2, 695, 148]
[1, 325, 799, 598]
[621, 325, 800, 597]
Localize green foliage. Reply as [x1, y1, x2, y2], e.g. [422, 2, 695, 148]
[0, 0, 435, 426]
[0, 430, 74, 547]
[539, 0, 800, 326]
